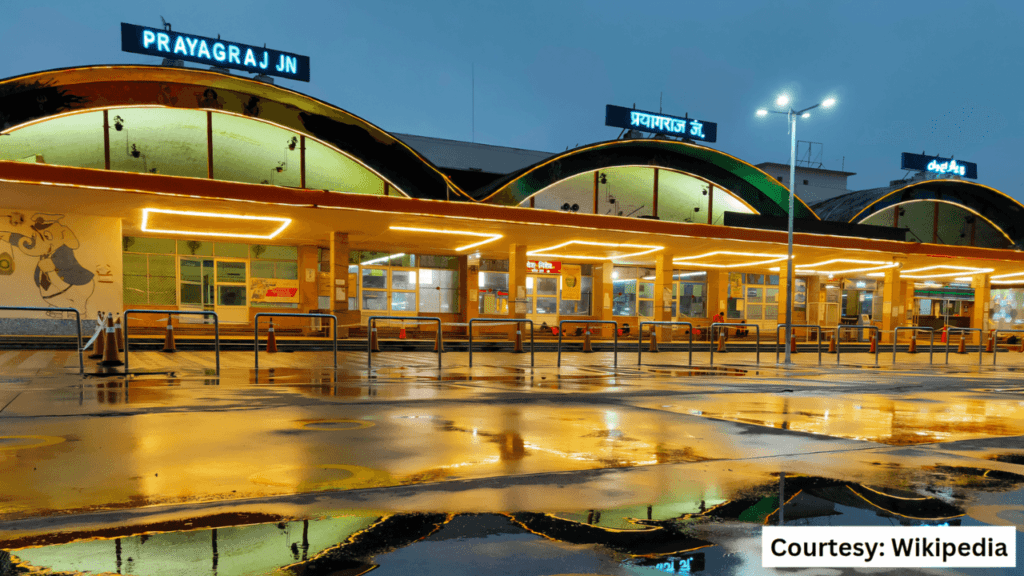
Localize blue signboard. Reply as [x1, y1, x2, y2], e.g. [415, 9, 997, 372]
[605, 104, 717, 142]
[901, 152, 977, 179]
[120, 23, 310, 82]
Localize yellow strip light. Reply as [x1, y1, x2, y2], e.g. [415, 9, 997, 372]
[673, 251, 790, 269]
[389, 226, 502, 251]
[141, 208, 291, 239]
[992, 272, 1024, 280]
[528, 240, 663, 260]
[795, 259, 900, 275]
[901, 265, 994, 279]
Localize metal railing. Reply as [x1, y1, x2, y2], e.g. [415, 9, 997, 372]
[557, 320, 618, 367]
[124, 310, 220, 376]
[775, 324, 824, 365]
[993, 329, 1024, 366]
[944, 327, 983, 366]
[709, 322, 759, 366]
[893, 326, 935, 365]
[638, 321, 693, 366]
[367, 316, 442, 370]
[836, 325, 879, 367]
[255, 312, 337, 371]
[0, 306, 83, 375]
[468, 318, 534, 367]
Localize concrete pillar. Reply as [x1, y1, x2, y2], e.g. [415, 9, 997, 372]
[805, 275, 821, 327]
[593, 261, 615, 337]
[881, 268, 902, 343]
[461, 255, 479, 330]
[298, 245, 320, 313]
[971, 274, 991, 345]
[507, 245, 527, 337]
[706, 271, 729, 321]
[653, 252, 675, 341]
[329, 232, 360, 331]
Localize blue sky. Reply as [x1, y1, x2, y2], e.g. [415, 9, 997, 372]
[2, 1, 1022, 200]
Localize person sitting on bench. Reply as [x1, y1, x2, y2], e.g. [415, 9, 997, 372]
[735, 320, 749, 338]
[621, 323, 631, 337]
[574, 327, 584, 337]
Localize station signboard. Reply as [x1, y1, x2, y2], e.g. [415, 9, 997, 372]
[605, 104, 717, 142]
[121, 23, 311, 82]
[901, 152, 977, 179]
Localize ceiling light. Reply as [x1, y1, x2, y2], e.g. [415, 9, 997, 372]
[528, 241, 663, 261]
[673, 251, 791, 269]
[795, 259, 900, 275]
[141, 208, 291, 239]
[389, 226, 502, 251]
[901, 265, 993, 279]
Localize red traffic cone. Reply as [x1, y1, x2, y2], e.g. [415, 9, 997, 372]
[369, 325, 380, 353]
[114, 313, 125, 353]
[162, 315, 177, 353]
[582, 329, 594, 353]
[868, 333, 877, 354]
[716, 331, 728, 353]
[648, 330, 659, 353]
[266, 319, 278, 353]
[908, 331, 918, 354]
[790, 333, 799, 354]
[399, 326, 407, 340]
[100, 313, 123, 367]
[512, 328, 525, 353]
[956, 333, 967, 355]
[985, 331, 994, 353]
[827, 332, 837, 354]
[88, 311, 105, 360]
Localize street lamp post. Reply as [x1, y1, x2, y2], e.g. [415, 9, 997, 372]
[757, 96, 836, 364]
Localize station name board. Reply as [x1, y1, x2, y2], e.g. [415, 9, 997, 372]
[605, 104, 718, 142]
[120, 23, 310, 82]
[527, 260, 561, 274]
[901, 152, 977, 179]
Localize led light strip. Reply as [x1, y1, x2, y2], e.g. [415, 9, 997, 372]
[900, 265, 993, 279]
[528, 240, 663, 261]
[794, 259, 899, 275]
[141, 207, 291, 239]
[389, 226, 502, 251]
[673, 251, 790, 269]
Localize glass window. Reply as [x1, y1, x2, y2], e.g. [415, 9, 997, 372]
[479, 272, 508, 292]
[212, 112, 301, 187]
[276, 261, 298, 280]
[746, 274, 764, 285]
[216, 261, 246, 283]
[251, 245, 298, 260]
[638, 282, 655, 299]
[0, 110, 105, 169]
[536, 276, 558, 296]
[391, 292, 416, 311]
[108, 108, 207, 178]
[746, 287, 763, 302]
[480, 259, 509, 272]
[362, 268, 387, 289]
[214, 243, 249, 258]
[362, 290, 387, 310]
[124, 237, 176, 254]
[419, 269, 459, 313]
[638, 300, 654, 317]
[123, 275, 148, 305]
[391, 270, 417, 290]
[251, 260, 276, 279]
[747, 304, 762, 319]
[766, 288, 779, 304]
[765, 305, 779, 320]
[767, 275, 780, 286]
[305, 136, 385, 195]
[417, 254, 459, 270]
[613, 279, 637, 316]
[178, 240, 212, 256]
[217, 285, 246, 306]
[536, 297, 558, 314]
[560, 276, 592, 316]
[479, 272, 509, 315]
[180, 283, 202, 305]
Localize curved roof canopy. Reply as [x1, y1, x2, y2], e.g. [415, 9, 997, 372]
[0, 65, 468, 201]
[814, 179, 1024, 247]
[475, 139, 819, 220]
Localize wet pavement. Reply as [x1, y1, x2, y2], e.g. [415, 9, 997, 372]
[1, 350, 1023, 574]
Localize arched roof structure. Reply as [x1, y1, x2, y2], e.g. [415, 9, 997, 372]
[0, 65, 470, 201]
[474, 139, 819, 220]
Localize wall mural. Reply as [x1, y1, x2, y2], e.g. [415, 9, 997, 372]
[0, 212, 96, 316]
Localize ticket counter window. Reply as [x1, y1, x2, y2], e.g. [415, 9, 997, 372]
[479, 272, 509, 315]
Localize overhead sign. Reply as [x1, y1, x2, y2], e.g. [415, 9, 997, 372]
[120, 23, 310, 82]
[527, 260, 561, 274]
[605, 104, 718, 142]
[901, 152, 977, 179]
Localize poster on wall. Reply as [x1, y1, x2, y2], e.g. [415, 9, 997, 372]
[250, 278, 300, 304]
[0, 210, 122, 322]
[561, 264, 582, 300]
[795, 279, 807, 307]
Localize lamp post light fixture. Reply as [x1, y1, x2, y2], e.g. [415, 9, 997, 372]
[756, 95, 836, 364]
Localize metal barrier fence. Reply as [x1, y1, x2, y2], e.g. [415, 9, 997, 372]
[944, 327, 983, 366]
[124, 310, 220, 376]
[637, 321, 693, 366]
[255, 312, 337, 371]
[775, 324, 824, 365]
[709, 322, 760, 366]
[993, 329, 1024, 366]
[468, 318, 534, 368]
[893, 326, 935, 365]
[0, 306, 83, 375]
[557, 320, 618, 367]
[367, 316, 442, 370]
[836, 325, 879, 367]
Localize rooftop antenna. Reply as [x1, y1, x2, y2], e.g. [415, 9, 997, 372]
[659, 92, 662, 113]
[158, 17, 184, 68]
[471, 63, 475, 143]
[160, 16, 171, 31]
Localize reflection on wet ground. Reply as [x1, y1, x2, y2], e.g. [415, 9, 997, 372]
[6, 472, 1024, 576]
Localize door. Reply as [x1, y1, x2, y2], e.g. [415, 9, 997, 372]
[179, 257, 214, 324]
[526, 274, 559, 327]
[214, 259, 249, 323]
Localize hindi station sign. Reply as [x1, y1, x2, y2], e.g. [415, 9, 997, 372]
[605, 104, 717, 142]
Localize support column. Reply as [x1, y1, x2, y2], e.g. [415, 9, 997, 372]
[653, 252, 674, 341]
[298, 245, 320, 314]
[971, 274, 991, 345]
[329, 232, 358, 327]
[593, 261, 616, 337]
[881, 268, 902, 343]
[461, 255, 479, 328]
[706, 271, 729, 321]
[508, 245, 528, 338]
[805, 275, 821, 327]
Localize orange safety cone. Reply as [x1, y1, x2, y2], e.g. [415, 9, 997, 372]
[433, 330, 444, 353]
[868, 333, 877, 354]
[99, 313, 123, 367]
[985, 331, 995, 353]
[88, 311, 105, 360]
[827, 332, 837, 354]
[399, 326, 407, 340]
[266, 319, 278, 353]
[114, 313, 125, 352]
[716, 331, 728, 353]
[369, 325, 380, 353]
[1019, 342, 1024, 353]
[956, 333, 967, 355]
[790, 333, 799, 354]
[162, 315, 177, 353]
[648, 330, 659, 353]
[512, 327, 525, 353]
[908, 331, 918, 354]
[582, 329, 594, 353]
